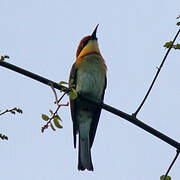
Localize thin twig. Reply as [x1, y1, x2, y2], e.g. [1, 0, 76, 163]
[41, 90, 69, 133]
[49, 83, 67, 104]
[133, 28, 180, 117]
[57, 92, 66, 103]
[0, 109, 9, 116]
[49, 83, 59, 105]
[0, 107, 23, 116]
[163, 150, 180, 180]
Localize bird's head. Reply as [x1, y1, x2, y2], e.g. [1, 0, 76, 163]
[76, 24, 100, 58]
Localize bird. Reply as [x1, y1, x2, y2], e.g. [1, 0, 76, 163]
[69, 25, 107, 171]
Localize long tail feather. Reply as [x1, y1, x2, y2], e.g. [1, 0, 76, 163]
[78, 132, 93, 171]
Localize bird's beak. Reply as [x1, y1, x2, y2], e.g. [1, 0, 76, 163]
[91, 24, 99, 40]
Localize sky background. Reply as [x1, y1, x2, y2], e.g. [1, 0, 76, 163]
[0, 0, 180, 179]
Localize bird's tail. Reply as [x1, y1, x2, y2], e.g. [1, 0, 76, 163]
[78, 132, 93, 171]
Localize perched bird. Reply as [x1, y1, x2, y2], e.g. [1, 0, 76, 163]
[69, 25, 107, 171]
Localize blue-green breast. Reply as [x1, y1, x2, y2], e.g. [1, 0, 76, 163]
[76, 54, 106, 101]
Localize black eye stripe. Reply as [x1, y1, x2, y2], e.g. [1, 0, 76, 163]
[81, 38, 90, 49]
[78, 37, 91, 54]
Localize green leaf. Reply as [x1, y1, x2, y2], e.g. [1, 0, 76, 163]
[59, 81, 68, 85]
[60, 87, 66, 92]
[42, 114, 49, 121]
[160, 175, 171, 180]
[53, 114, 61, 121]
[175, 43, 180, 49]
[164, 41, 173, 48]
[58, 81, 68, 92]
[68, 88, 78, 100]
[53, 118, 63, 129]
[177, 22, 180, 26]
[50, 122, 56, 131]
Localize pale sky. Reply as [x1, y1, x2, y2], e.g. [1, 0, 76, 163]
[0, 0, 180, 180]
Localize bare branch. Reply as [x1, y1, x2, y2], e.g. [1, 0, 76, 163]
[133, 28, 180, 117]
[0, 107, 23, 116]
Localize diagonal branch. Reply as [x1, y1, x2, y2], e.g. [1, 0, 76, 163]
[133, 28, 180, 117]
[0, 60, 69, 93]
[0, 60, 180, 151]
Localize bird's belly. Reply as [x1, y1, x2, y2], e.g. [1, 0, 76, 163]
[76, 68, 105, 100]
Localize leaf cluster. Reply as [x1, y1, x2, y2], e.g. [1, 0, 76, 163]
[0, 106, 22, 140]
[41, 112, 63, 133]
[41, 81, 75, 133]
[59, 81, 77, 100]
[164, 41, 180, 50]
[160, 175, 171, 180]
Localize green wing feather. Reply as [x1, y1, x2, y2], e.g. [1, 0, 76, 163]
[69, 63, 78, 148]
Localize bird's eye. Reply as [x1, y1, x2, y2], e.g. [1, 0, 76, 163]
[79, 39, 89, 54]
[76, 36, 91, 57]
[82, 39, 89, 49]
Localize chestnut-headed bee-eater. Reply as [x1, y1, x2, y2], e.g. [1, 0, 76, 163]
[69, 25, 107, 171]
